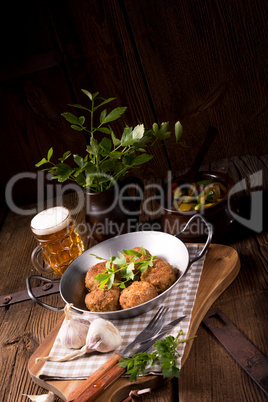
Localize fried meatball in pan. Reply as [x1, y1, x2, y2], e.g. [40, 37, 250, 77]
[85, 285, 120, 312]
[85, 261, 107, 291]
[119, 281, 158, 310]
[141, 258, 177, 294]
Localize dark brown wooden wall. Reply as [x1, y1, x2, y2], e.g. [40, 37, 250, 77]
[0, 0, 267, 207]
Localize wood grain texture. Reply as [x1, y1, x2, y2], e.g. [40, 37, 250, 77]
[0, 155, 267, 402]
[47, 0, 170, 178]
[178, 155, 268, 402]
[124, 0, 268, 173]
[1, 0, 267, 205]
[27, 243, 240, 401]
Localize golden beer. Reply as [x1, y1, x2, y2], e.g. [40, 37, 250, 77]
[31, 206, 84, 276]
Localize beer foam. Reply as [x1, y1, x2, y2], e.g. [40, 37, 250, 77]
[31, 207, 70, 235]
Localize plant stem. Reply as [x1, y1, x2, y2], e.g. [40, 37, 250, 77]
[90, 98, 94, 138]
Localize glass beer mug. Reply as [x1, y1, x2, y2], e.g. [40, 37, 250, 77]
[31, 206, 84, 276]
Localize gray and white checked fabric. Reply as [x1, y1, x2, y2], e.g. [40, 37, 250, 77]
[38, 244, 206, 380]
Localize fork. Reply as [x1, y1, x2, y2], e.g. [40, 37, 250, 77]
[134, 314, 187, 353]
[68, 305, 169, 401]
[68, 312, 186, 402]
[123, 305, 170, 356]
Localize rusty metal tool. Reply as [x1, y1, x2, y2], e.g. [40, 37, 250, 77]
[203, 308, 268, 396]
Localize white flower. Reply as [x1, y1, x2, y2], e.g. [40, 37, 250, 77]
[132, 124, 145, 139]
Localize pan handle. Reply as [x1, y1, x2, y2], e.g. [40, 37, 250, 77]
[26, 275, 64, 312]
[175, 214, 213, 267]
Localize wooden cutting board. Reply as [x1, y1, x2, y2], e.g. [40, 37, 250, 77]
[28, 244, 240, 401]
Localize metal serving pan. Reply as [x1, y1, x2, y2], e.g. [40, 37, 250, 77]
[26, 215, 212, 319]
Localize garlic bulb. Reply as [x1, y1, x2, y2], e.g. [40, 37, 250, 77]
[84, 318, 122, 353]
[59, 303, 90, 349]
[36, 318, 121, 363]
[22, 391, 54, 401]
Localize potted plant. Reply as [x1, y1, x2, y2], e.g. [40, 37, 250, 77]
[36, 89, 184, 241]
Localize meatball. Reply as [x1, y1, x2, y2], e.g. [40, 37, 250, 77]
[85, 261, 107, 291]
[119, 281, 158, 309]
[141, 258, 177, 294]
[85, 285, 120, 312]
[123, 247, 152, 277]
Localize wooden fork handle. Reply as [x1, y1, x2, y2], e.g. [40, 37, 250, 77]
[68, 353, 123, 401]
[72, 363, 126, 402]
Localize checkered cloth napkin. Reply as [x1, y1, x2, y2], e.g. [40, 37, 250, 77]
[38, 244, 206, 380]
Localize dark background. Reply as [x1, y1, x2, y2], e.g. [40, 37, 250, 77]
[0, 0, 267, 207]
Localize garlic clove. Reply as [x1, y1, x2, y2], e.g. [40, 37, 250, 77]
[59, 303, 90, 349]
[85, 318, 122, 353]
[22, 391, 54, 401]
[35, 318, 122, 363]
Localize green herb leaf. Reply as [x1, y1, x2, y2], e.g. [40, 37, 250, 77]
[123, 153, 135, 166]
[90, 138, 99, 155]
[47, 147, 53, 161]
[98, 127, 112, 134]
[94, 97, 116, 111]
[99, 137, 112, 154]
[51, 163, 73, 182]
[175, 121, 183, 142]
[131, 154, 153, 166]
[36, 157, 48, 167]
[152, 122, 159, 133]
[100, 109, 107, 123]
[121, 127, 133, 145]
[94, 273, 110, 286]
[91, 91, 100, 100]
[59, 151, 71, 162]
[68, 103, 91, 112]
[126, 262, 135, 280]
[71, 124, 84, 131]
[113, 252, 126, 266]
[81, 89, 93, 100]
[102, 107, 127, 124]
[62, 112, 82, 126]
[73, 154, 84, 167]
[118, 331, 191, 382]
[123, 249, 142, 257]
[111, 130, 121, 146]
[107, 273, 115, 290]
[79, 116, 85, 125]
[141, 245, 146, 255]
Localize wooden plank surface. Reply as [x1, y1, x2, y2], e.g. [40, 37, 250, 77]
[1, 1, 268, 206]
[0, 155, 267, 402]
[27, 244, 240, 401]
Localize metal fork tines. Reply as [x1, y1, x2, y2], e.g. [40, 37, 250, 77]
[123, 305, 170, 356]
[135, 315, 187, 355]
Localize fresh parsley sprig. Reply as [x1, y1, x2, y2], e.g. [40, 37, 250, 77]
[90, 246, 155, 289]
[118, 330, 196, 382]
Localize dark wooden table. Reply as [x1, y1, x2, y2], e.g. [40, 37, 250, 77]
[0, 154, 267, 402]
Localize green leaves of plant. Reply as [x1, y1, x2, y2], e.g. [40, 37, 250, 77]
[50, 163, 73, 182]
[101, 106, 127, 124]
[62, 112, 82, 126]
[175, 121, 183, 142]
[35, 147, 54, 167]
[118, 330, 190, 382]
[62, 112, 85, 131]
[36, 89, 185, 192]
[131, 154, 153, 166]
[153, 122, 171, 140]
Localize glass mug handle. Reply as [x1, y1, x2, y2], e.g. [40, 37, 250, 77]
[31, 245, 53, 274]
